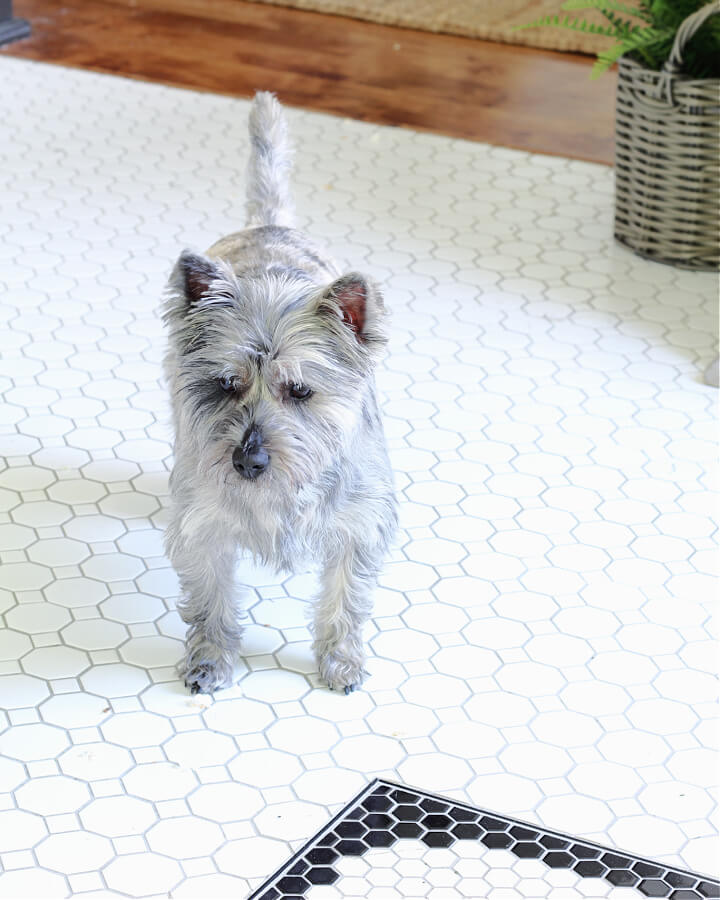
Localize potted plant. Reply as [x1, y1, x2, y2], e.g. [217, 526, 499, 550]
[518, 1, 720, 271]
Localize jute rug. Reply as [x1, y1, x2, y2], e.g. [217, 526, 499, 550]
[244, 0, 610, 54]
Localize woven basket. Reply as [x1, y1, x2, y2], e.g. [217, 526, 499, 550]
[614, 1, 720, 270]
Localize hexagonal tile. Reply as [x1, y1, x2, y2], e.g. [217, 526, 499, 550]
[81, 662, 150, 697]
[104, 852, 183, 896]
[82, 553, 146, 582]
[61, 618, 128, 650]
[203, 697, 275, 734]
[47, 479, 107, 504]
[465, 692, 536, 728]
[189, 782, 264, 822]
[65, 514, 127, 542]
[254, 800, 329, 841]
[22, 646, 89, 679]
[6, 602, 71, 634]
[0, 870, 67, 897]
[0, 522, 36, 550]
[100, 591, 166, 623]
[372, 628, 438, 663]
[0, 809, 48, 850]
[40, 692, 109, 729]
[267, 717, 339, 755]
[241, 669, 310, 703]
[0, 756, 28, 792]
[432, 645, 499, 679]
[12, 500, 71, 527]
[146, 815, 224, 857]
[215, 836, 292, 879]
[164, 730, 237, 768]
[81, 795, 156, 837]
[0, 562, 53, 591]
[227, 749, 302, 788]
[332, 734, 405, 772]
[302, 688, 375, 722]
[44, 577, 108, 608]
[99, 491, 159, 519]
[101, 711, 173, 748]
[16, 775, 91, 815]
[59, 742, 134, 780]
[500, 742, 572, 779]
[598, 731, 670, 768]
[123, 762, 198, 801]
[0, 627, 32, 660]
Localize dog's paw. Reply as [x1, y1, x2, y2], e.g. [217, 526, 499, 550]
[318, 651, 368, 695]
[179, 650, 234, 695]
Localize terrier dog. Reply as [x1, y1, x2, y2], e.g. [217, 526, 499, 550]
[163, 93, 397, 695]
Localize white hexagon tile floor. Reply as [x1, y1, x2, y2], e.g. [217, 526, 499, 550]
[0, 55, 718, 899]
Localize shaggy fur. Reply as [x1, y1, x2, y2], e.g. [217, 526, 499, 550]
[163, 93, 397, 695]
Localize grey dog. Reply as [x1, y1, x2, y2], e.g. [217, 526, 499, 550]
[163, 93, 397, 695]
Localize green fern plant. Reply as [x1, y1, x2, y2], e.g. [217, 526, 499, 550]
[515, 0, 720, 79]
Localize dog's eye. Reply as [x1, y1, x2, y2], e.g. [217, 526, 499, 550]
[289, 383, 312, 400]
[218, 376, 236, 393]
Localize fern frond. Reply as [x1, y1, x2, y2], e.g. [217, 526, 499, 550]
[600, 10, 644, 38]
[591, 42, 630, 77]
[623, 25, 673, 51]
[513, 14, 618, 36]
[561, 0, 653, 22]
[590, 25, 668, 76]
[517, 0, 720, 78]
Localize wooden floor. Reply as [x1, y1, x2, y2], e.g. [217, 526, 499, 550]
[4, 0, 615, 164]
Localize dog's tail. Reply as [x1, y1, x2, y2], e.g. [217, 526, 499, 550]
[245, 92, 295, 228]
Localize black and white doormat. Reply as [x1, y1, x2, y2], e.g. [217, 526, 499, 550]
[250, 780, 720, 900]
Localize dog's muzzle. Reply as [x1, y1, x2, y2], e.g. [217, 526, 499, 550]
[232, 427, 270, 479]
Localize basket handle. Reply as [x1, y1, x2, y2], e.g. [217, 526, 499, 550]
[663, 0, 720, 75]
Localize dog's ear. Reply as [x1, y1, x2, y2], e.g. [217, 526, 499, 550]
[171, 250, 235, 310]
[319, 273, 386, 345]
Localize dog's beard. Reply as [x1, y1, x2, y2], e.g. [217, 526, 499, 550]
[199, 426, 341, 501]
[188, 429, 346, 569]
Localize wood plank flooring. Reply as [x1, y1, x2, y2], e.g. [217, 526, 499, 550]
[4, 0, 616, 163]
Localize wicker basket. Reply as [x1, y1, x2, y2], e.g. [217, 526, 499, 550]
[614, 1, 720, 270]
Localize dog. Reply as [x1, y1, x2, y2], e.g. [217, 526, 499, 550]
[163, 93, 397, 696]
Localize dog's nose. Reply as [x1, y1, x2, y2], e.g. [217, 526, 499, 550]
[232, 429, 269, 479]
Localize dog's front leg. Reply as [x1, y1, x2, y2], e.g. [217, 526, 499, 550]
[167, 515, 243, 694]
[313, 543, 379, 694]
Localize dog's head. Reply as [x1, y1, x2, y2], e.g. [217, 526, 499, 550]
[164, 250, 388, 497]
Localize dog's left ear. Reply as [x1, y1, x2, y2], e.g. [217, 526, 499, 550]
[319, 273, 386, 345]
[179, 252, 223, 305]
[166, 251, 236, 317]
[175, 250, 236, 308]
